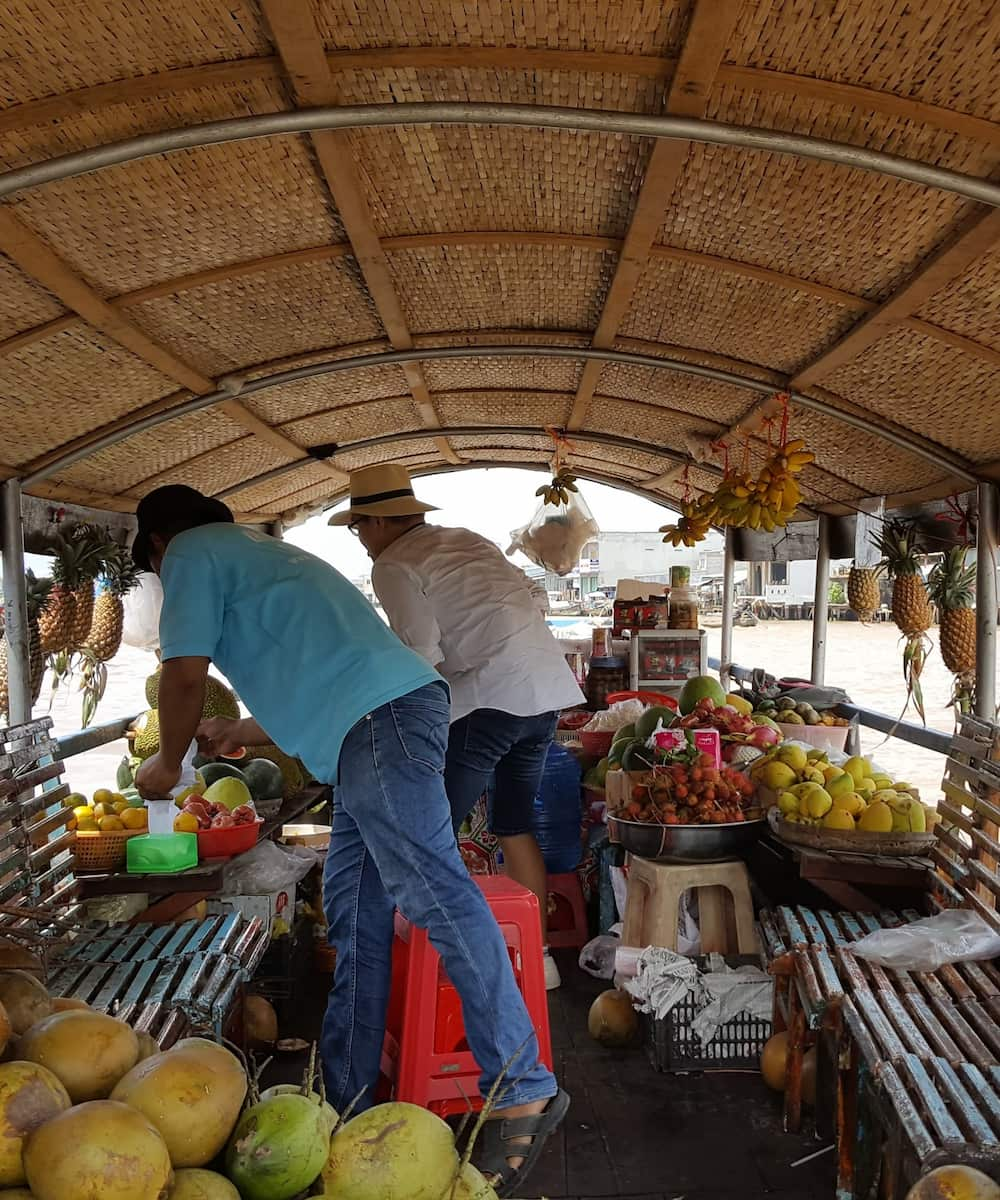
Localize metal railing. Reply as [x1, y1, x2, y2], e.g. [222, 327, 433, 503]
[55, 714, 138, 763]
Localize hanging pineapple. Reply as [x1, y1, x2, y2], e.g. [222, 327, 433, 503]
[847, 564, 881, 623]
[66, 525, 110, 652]
[928, 546, 977, 713]
[38, 529, 102, 654]
[873, 519, 934, 723]
[84, 540, 142, 662]
[0, 571, 53, 720]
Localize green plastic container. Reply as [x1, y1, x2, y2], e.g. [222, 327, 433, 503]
[127, 833, 198, 874]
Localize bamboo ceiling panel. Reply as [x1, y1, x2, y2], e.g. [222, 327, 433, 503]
[0, 0, 268, 106]
[335, 437, 440, 471]
[915, 247, 1000, 350]
[0, 328, 178, 465]
[616, 337, 785, 386]
[352, 126, 648, 240]
[658, 143, 971, 303]
[727, 0, 1000, 120]
[241, 365, 412, 427]
[594, 365, 755, 425]
[259, 473, 358, 516]
[583, 396, 724, 448]
[620, 256, 861, 374]
[0, 256, 65, 342]
[312, 0, 693, 54]
[237, 341, 394, 384]
[0, 76, 291, 174]
[420, 355, 583, 395]
[145, 439, 297, 498]
[127, 258, 381, 378]
[820, 331, 1000, 463]
[416, 330, 591, 350]
[448, 433, 554, 455]
[9, 138, 341, 294]
[279, 398, 421, 447]
[433, 391, 571, 429]
[225, 460, 332, 512]
[387, 244, 617, 333]
[52, 408, 245, 494]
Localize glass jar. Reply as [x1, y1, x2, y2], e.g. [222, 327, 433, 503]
[586, 656, 627, 710]
[668, 587, 700, 630]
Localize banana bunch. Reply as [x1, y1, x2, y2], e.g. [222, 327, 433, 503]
[701, 440, 815, 533]
[536, 469, 579, 507]
[660, 495, 713, 547]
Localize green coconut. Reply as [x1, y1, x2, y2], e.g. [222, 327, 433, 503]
[169, 1168, 241, 1199]
[225, 1093, 331, 1200]
[259, 1084, 337, 1132]
[321, 1101, 458, 1200]
[453, 1162, 499, 1200]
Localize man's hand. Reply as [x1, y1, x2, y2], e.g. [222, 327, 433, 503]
[197, 717, 246, 758]
[135, 753, 182, 799]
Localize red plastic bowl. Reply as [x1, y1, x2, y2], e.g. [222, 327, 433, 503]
[196, 818, 263, 859]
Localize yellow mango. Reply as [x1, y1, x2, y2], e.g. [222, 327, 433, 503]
[832, 792, 866, 817]
[843, 756, 872, 784]
[776, 745, 808, 773]
[822, 808, 856, 831]
[858, 801, 893, 833]
[827, 774, 856, 801]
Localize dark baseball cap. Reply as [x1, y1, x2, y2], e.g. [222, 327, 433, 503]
[131, 485, 234, 572]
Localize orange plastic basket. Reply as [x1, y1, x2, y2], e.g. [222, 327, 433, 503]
[73, 830, 143, 872]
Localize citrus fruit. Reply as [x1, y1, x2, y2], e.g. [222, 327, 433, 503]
[121, 808, 147, 831]
[72, 806, 94, 822]
[174, 813, 199, 834]
[112, 801, 130, 815]
[75, 818, 98, 832]
[63, 793, 87, 809]
[92, 789, 114, 806]
[98, 816, 125, 832]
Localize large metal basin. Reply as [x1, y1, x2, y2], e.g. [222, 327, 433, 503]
[607, 815, 765, 863]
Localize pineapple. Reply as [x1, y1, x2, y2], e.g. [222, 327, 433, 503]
[928, 546, 977, 677]
[847, 565, 880, 623]
[85, 541, 141, 662]
[0, 571, 52, 719]
[67, 525, 110, 652]
[38, 531, 98, 654]
[874, 520, 933, 636]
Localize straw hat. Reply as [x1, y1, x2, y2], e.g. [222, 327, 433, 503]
[327, 464, 439, 526]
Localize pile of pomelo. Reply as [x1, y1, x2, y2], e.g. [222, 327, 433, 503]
[0, 969, 497, 1200]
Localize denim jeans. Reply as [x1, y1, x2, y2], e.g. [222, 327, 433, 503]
[321, 680, 557, 1114]
[445, 708, 561, 835]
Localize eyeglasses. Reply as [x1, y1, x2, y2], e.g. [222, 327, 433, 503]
[347, 519, 362, 537]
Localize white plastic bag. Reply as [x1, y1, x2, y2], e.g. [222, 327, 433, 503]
[579, 923, 622, 980]
[221, 839, 319, 897]
[122, 573, 163, 651]
[852, 910, 1000, 973]
[508, 491, 599, 576]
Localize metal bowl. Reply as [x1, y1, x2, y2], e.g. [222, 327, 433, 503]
[607, 815, 766, 863]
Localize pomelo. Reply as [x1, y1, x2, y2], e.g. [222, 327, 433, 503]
[203, 777, 253, 812]
[0, 973, 51, 1036]
[226, 1092, 332, 1200]
[678, 675, 726, 715]
[0, 1061, 72, 1186]
[111, 1044, 248, 1167]
[199, 763, 247, 790]
[18, 1009, 138, 1102]
[23, 1100, 172, 1200]
[169, 1169, 241, 1200]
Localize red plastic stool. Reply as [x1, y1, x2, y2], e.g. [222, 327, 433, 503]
[546, 871, 590, 949]
[380, 875, 553, 1117]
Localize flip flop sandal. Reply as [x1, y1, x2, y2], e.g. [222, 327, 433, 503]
[475, 1089, 570, 1198]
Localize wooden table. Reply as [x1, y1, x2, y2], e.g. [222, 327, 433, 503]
[74, 785, 330, 900]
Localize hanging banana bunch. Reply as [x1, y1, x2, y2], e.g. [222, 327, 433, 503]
[660, 494, 714, 547]
[707, 439, 815, 532]
[536, 468, 579, 507]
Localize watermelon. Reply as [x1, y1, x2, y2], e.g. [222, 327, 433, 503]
[200, 763, 248, 789]
[635, 705, 677, 742]
[611, 722, 636, 745]
[241, 760, 284, 804]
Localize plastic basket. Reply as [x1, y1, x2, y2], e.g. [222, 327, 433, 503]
[73, 830, 144, 872]
[580, 730, 614, 757]
[776, 722, 850, 752]
[644, 954, 772, 1073]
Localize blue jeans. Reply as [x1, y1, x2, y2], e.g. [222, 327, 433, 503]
[321, 681, 557, 1114]
[445, 709, 560, 836]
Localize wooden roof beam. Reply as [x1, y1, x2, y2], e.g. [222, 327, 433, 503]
[567, 0, 745, 431]
[261, 0, 460, 467]
[0, 210, 346, 488]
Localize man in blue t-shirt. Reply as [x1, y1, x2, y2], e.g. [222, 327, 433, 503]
[131, 485, 566, 1195]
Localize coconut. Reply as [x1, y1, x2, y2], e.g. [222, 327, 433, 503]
[245, 995, 278, 1048]
[259, 1083, 337, 1131]
[225, 1092, 332, 1200]
[23, 1099, 172, 1200]
[905, 1165, 1000, 1200]
[760, 1031, 789, 1092]
[170, 1038, 245, 1076]
[51, 997, 89, 1013]
[168, 1168, 241, 1199]
[0, 1001, 10, 1056]
[0, 1061, 72, 1186]
[321, 1101, 459, 1200]
[0, 973, 51, 1035]
[452, 1162, 499, 1200]
[587, 989, 638, 1047]
[135, 1030, 160, 1061]
[111, 1044, 248, 1167]
[0, 1189, 35, 1197]
[19, 1009, 138, 1102]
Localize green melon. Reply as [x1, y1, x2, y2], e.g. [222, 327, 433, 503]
[678, 675, 727, 715]
[245, 746, 305, 799]
[241, 760, 285, 804]
[200, 763, 248, 789]
[611, 722, 636, 745]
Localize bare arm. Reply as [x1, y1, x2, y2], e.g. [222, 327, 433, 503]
[197, 715, 271, 756]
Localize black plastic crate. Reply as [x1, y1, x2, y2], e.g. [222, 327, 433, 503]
[644, 954, 772, 1073]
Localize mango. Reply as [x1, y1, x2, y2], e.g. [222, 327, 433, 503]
[858, 801, 893, 833]
[871, 775, 894, 791]
[843, 756, 872, 784]
[856, 778, 877, 798]
[872, 789, 900, 806]
[758, 761, 797, 792]
[827, 774, 856, 801]
[794, 783, 832, 819]
[804, 766, 827, 786]
[776, 745, 808, 773]
[780, 711, 805, 725]
[777, 791, 799, 816]
[726, 694, 753, 716]
[822, 807, 856, 831]
[832, 791, 866, 817]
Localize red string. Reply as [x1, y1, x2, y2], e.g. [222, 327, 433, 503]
[544, 427, 575, 472]
[710, 439, 730, 476]
[775, 392, 790, 446]
[741, 436, 751, 477]
[935, 494, 974, 543]
[681, 464, 691, 503]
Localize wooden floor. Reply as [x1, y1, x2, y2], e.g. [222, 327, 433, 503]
[272, 947, 833, 1200]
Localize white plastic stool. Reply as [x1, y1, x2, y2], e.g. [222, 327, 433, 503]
[622, 856, 756, 954]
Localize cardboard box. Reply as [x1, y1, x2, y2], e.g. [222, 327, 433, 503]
[221, 883, 296, 934]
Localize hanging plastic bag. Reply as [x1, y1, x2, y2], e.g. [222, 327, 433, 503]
[508, 490, 599, 576]
[122, 573, 162, 652]
[852, 910, 1000, 973]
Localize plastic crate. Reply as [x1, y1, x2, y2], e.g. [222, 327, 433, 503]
[644, 954, 772, 1073]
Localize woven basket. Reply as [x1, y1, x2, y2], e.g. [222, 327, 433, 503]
[73, 830, 143, 872]
[767, 809, 935, 857]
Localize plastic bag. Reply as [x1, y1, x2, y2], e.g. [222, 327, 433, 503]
[852, 910, 1000, 973]
[122, 573, 163, 651]
[221, 839, 319, 897]
[508, 491, 599, 576]
[579, 923, 622, 980]
[583, 699, 646, 733]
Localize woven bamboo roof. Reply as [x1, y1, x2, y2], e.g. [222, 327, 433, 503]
[0, 0, 997, 525]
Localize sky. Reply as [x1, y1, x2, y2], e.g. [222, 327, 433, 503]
[284, 467, 685, 579]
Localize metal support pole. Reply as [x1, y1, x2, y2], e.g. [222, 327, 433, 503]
[1, 480, 32, 725]
[976, 482, 997, 720]
[720, 529, 736, 687]
[812, 514, 831, 685]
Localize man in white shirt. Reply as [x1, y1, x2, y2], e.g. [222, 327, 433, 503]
[331, 464, 585, 989]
